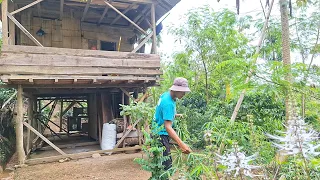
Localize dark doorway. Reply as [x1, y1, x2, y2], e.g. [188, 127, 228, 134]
[101, 41, 116, 51]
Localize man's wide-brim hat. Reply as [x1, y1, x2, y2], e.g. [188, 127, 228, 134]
[169, 77, 191, 92]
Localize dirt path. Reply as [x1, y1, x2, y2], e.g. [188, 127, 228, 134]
[14, 153, 150, 180]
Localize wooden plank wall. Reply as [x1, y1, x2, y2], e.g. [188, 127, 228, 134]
[88, 93, 98, 140]
[19, 10, 135, 51]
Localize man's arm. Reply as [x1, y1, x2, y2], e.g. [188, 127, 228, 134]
[164, 120, 191, 154]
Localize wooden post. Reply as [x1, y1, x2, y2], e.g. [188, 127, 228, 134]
[60, 100, 63, 132]
[26, 96, 34, 154]
[16, 85, 26, 164]
[151, 3, 157, 54]
[97, 93, 102, 144]
[8, 0, 15, 45]
[122, 92, 126, 148]
[101, 94, 107, 124]
[2, 0, 9, 45]
[38, 99, 41, 132]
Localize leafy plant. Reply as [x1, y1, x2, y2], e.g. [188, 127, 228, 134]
[120, 102, 154, 129]
[134, 121, 172, 180]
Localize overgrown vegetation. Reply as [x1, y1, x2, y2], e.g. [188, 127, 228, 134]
[0, 88, 16, 171]
[123, 2, 320, 179]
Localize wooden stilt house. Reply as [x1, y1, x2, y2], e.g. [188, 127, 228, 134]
[0, 0, 180, 165]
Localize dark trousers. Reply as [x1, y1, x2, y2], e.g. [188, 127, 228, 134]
[160, 135, 172, 170]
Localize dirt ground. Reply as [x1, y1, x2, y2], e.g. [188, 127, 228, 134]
[13, 153, 150, 180]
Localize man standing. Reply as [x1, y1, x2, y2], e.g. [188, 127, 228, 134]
[154, 77, 192, 171]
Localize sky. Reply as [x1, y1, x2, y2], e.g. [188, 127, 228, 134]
[156, 0, 319, 66]
[157, 0, 276, 56]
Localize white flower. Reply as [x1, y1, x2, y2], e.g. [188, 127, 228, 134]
[216, 151, 261, 178]
[266, 116, 320, 159]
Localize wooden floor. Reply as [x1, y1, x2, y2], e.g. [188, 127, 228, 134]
[30, 134, 99, 159]
[0, 45, 161, 87]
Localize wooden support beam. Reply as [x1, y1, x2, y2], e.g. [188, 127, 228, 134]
[48, 100, 58, 120]
[2, 0, 9, 45]
[98, 0, 112, 25]
[16, 85, 26, 164]
[81, 0, 92, 22]
[130, 5, 149, 28]
[37, 2, 42, 17]
[61, 101, 76, 116]
[76, 102, 84, 108]
[26, 97, 34, 155]
[97, 94, 102, 144]
[7, 13, 44, 47]
[136, 9, 151, 26]
[132, 32, 153, 53]
[154, 0, 171, 11]
[60, 0, 64, 20]
[104, 0, 147, 35]
[117, 0, 152, 3]
[25, 146, 141, 165]
[120, 87, 135, 102]
[41, 115, 68, 134]
[122, 92, 126, 148]
[8, 1, 15, 45]
[151, 3, 157, 54]
[23, 122, 66, 155]
[111, 3, 136, 25]
[40, 99, 54, 111]
[145, 18, 152, 28]
[1, 91, 17, 110]
[10, 0, 44, 15]
[60, 100, 63, 132]
[112, 119, 141, 152]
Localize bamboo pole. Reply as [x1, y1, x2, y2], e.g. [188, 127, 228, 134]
[230, 0, 275, 122]
[16, 85, 26, 164]
[151, 3, 157, 54]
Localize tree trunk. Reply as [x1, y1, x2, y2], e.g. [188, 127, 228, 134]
[280, 0, 292, 122]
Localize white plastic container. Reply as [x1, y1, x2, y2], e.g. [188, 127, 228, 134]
[101, 123, 116, 154]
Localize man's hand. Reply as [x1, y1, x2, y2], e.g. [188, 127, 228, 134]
[179, 142, 192, 154]
[175, 114, 184, 118]
[164, 121, 191, 154]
